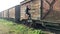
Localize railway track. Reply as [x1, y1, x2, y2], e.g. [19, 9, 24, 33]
[45, 26, 60, 34]
[38, 24, 60, 34]
[21, 20, 60, 34]
[33, 24, 60, 34]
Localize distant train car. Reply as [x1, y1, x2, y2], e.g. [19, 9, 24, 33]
[0, 12, 3, 18]
[0, 12, 2, 18]
[1, 11, 4, 18]
[9, 7, 15, 20]
[3, 10, 9, 18]
[0, 5, 20, 22]
[8, 5, 20, 22]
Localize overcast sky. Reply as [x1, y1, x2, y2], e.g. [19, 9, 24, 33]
[0, 0, 24, 12]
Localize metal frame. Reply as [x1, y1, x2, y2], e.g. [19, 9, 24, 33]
[40, 0, 43, 20]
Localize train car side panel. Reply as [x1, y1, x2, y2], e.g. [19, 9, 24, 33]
[9, 7, 15, 19]
[20, 0, 41, 20]
[3, 10, 8, 18]
[42, 0, 60, 23]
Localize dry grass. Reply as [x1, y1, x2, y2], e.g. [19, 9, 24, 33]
[0, 19, 45, 34]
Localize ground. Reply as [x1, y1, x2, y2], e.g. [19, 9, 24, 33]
[0, 23, 9, 34]
[0, 19, 44, 34]
[0, 19, 55, 34]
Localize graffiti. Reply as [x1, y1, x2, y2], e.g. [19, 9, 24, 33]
[42, 0, 56, 19]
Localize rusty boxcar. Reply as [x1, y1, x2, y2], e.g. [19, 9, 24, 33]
[9, 7, 15, 20]
[0, 12, 3, 18]
[8, 5, 20, 22]
[20, 0, 60, 27]
[3, 10, 9, 18]
[20, 0, 40, 20]
[1, 5, 20, 22]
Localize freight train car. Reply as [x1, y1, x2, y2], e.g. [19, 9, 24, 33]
[1, 11, 4, 18]
[0, 12, 3, 18]
[8, 5, 20, 22]
[20, 0, 41, 25]
[20, 0, 60, 27]
[40, 0, 60, 26]
[0, 12, 1, 18]
[0, 5, 20, 22]
[8, 7, 15, 21]
[2, 11, 4, 18]
[3, 10, 9, 18]
[20, 0, 40, 20]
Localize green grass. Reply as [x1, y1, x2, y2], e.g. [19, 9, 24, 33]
[0, 19, 45, 34]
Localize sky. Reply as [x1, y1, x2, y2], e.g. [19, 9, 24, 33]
[0, 0, 24, 12]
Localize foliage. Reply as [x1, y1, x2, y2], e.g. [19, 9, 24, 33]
[0, 19, 45, 34]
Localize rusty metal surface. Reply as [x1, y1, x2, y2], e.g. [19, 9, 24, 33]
[20, 0, 60, 23]
[20, 0, 40, 20]
[42, 0, 60, 22]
